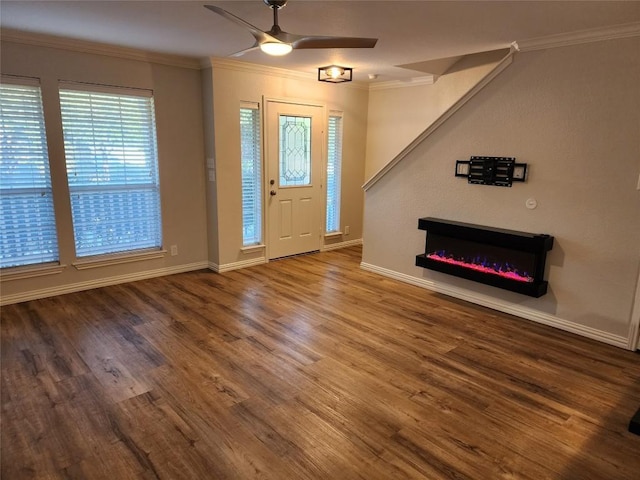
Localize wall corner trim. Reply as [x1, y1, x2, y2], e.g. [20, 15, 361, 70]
[514, 22, 640, 53]
[362, 52, 514, 191]
[360, 262, 631, 350]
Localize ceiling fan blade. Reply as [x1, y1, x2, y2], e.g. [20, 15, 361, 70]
[229, 44, 262, 58]
[291, 35, 378, 50]
[204, 5, 280, 45]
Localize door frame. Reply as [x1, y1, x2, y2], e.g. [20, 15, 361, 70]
[262, 96, 327, 262]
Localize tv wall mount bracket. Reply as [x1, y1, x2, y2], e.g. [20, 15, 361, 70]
[455, 156, 527, 187]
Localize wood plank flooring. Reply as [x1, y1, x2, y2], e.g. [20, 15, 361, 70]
[2, 246, 639, 479]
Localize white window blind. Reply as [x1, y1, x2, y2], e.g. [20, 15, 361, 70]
[326, 112, 343, 233]
[0, 80, 59, 268]
[240, 103, 262, 246]
[59, 85, 162, 257]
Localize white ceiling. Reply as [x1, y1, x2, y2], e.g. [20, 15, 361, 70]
[1, 1, 639, 82]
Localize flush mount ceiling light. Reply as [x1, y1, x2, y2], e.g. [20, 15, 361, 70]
[318, 65, 353, 83]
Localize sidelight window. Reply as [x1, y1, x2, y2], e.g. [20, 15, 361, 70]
[240, 102, 262, 246]
[326, 112, 343, 233]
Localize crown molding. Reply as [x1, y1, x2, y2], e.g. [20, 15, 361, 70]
[513, 22, 640, 52]
[369, 75, 436, 91]
[205, 57, 370, 91]
[6, 21, 635, 85]
[0, 28, 202, 70]
[206, 57, 315, 81]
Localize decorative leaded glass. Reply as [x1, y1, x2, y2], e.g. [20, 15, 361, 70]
[279, 115, 311, 187]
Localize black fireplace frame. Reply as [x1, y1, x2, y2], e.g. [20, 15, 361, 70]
[416, 218, 554, 297]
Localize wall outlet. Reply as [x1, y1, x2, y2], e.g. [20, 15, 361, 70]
[345, 225, 350, 235]
[170, 245, 178, 256]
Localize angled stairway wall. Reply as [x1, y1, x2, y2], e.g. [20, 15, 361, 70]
[361, 31, 640, 349]
[364, 49, 510, 181]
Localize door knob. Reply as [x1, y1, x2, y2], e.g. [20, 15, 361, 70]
[270, 190, 277, 196]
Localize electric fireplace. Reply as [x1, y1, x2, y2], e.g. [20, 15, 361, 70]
[416, 218, 553, 297]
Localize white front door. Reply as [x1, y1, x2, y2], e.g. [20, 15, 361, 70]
[265, 100, 324, 260]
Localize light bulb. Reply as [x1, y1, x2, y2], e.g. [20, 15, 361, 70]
[260, 42, 293, 56]
[326, 67, 344, 79]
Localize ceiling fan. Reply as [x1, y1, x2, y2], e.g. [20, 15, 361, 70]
[204, 0, 378, 57]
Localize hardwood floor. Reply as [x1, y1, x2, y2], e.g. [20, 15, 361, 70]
[2, 246, 639, 479]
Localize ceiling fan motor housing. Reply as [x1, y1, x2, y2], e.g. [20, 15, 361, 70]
[264, 0, 288, 9]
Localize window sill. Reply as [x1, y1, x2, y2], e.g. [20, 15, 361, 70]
[324, 232, 343, 238]
[1, 263, 67, 282]
[240, 244, 266, 254]
[73, 248, 167, 270]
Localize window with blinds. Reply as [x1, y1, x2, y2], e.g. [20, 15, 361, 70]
[240, 103, 262, 246]
[0, 80, 59, 269]
[326, 113, 343, 233]
[59, 85, 162, 257]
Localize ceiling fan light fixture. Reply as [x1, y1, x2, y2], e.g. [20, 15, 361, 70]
[204, 3, 378, 59]
[318, 65, 353, 83]
[260, 42, 293, 56]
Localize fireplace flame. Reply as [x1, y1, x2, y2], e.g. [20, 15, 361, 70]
[427, 251, 534, 283]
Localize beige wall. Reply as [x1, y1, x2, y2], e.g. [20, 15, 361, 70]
[362, 37, 640, 347]
[204, 61, 369, 268]
[0, 40, 368, 299]
[6, 35, 637, 349]
[365, 51, 506, 180]
[201, 67, 220, 266]
[0, 41, 208, 303]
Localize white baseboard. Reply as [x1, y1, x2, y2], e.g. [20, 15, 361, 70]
[211, 240, 362, 272]
[360, 262, 630, 350]
[321, 238, 363, 252]
[0, 261, 210, 306]
[212, 256, 267, 273]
